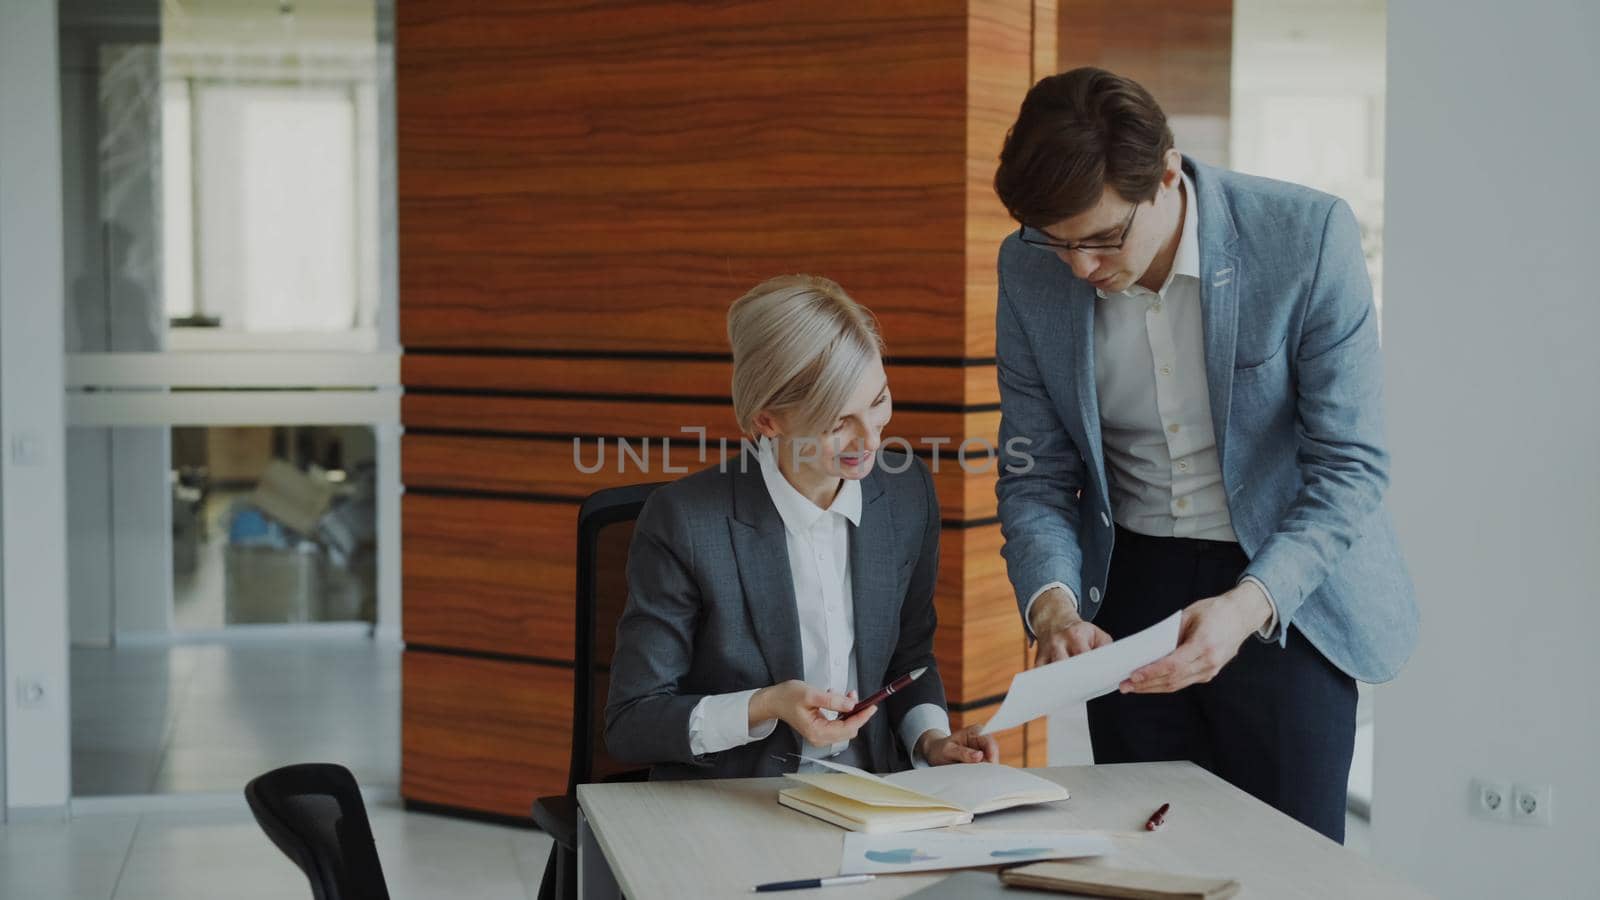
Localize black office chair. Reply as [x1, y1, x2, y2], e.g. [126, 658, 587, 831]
[534, 482, 665, 900]
[244, 762, 390, 900]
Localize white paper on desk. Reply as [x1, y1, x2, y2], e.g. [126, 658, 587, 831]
[981, 611, 1182, 735]
[839, 829, 1115, 875]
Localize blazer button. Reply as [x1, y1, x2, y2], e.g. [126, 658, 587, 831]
[1089, 586, 1101, 604]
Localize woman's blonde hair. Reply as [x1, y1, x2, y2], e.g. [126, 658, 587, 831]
[728, 274, 884, 438]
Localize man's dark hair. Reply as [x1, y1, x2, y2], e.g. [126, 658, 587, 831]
[994, 67, 1175, 228]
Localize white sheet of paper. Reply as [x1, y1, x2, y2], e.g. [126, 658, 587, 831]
[839, 830, 1115, 875]
[981, 611, 1182, 735]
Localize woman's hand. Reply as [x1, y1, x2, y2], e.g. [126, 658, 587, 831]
[917, 724, 1001, 766]
[751, 681, 877, 748]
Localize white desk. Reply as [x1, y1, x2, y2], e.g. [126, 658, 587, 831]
[575, 761, 1431, 899]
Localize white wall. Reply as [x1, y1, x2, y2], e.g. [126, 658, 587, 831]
[1375, 0, 1600, 895]
[0, 0, 74, 816]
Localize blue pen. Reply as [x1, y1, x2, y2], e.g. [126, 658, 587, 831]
[753, 874, 875, 893]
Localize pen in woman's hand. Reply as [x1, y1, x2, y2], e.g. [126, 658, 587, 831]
[845, 666, 927, 717]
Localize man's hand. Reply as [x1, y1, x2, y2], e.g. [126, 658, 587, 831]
[1030, 586, 1113, 666]
[751, 681, 876, 747]
[1121, 582, 1273, 694]
[916, 724, 1001, 766]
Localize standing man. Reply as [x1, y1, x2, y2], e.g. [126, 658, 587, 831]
[991, 68, 1417, 842]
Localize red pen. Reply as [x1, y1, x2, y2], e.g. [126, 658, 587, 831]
[844, 667, 928, 717]
[1145, 802, 1171, 831]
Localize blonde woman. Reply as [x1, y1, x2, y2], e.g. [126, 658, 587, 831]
[605, 275, 998, 779]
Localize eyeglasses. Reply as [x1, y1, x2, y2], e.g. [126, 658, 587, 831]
[1018, 202, 1140, 254]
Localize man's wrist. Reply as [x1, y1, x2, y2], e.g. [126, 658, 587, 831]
[1226, 581, 1273, 632]
[1029, 588, 1083, 635]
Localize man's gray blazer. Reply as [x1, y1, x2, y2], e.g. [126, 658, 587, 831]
[605, 447, 946, 779]
[995, 156, 1419, 683]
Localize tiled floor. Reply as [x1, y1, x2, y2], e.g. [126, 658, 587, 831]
[72, 638, 400, 796]
[50, 634, 545, 899]
[0, 799, 554, 900]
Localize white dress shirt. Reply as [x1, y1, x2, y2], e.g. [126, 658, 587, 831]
[686, 438, 951, 765]
[1026, 173, 1278, 638]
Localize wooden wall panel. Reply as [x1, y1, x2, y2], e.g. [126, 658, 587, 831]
[403, 394, 1000, 449]
[1056, 0, 1232, 163]
[966, 0, 1036, 359]
[933, 523, 1029, 705]
[403, 487, 1017, 704]
[403, 433, 999, 520]
[1057, 0, 1231, 116]
[404, 434, 706, 499]
[398, 1, 972, 357]
[402, 356, 1001, 408]
[402, 494, 576, 660]
[403, 651, 573, 817]
[399, 0, 1055, 817]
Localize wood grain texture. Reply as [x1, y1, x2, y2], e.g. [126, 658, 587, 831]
[402, 493, 577, 660]
[401, 354, 1001, 408]
[402, 650, 573, 817]
[398, 0, 1048, 820]
[403, 433, 715, 499]
[398, 1, 974, 356]
[577, 763, 1436, 900]
[965, 0, 1036, 358]
[402, 393, 1000, 448]
[1056, 0, 1232, 117]
[402, 490, 1022, 683]
[934, 523, 1028, 705]
[1032, 0, 1060, 81]
[402, 433, 998, 520]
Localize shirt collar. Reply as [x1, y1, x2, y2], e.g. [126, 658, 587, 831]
[756, 437, 863, 533]
[1097, 169, 1201, 299]
[1172, 169, 1201, 282]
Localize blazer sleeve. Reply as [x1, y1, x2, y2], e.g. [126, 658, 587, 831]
[1242, 199, 1391, 641]
[995, 264, 1091, 623]
[603, 490, 715, 768]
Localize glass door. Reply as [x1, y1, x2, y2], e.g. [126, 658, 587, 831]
[60, 0, 403, 798]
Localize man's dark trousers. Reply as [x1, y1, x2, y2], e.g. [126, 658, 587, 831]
[1087, 526, 1358, 843]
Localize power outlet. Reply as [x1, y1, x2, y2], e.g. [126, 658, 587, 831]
[1471, 777, 1510, 820]
[1511, 784, 1553, 826]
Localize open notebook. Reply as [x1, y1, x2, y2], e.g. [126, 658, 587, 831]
[778, 758, 1070, 833]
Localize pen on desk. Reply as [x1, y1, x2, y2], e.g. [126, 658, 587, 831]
[1145, 802, 1171, 831]
[754, 874, 875, 893]
[845, 666, 927, 717]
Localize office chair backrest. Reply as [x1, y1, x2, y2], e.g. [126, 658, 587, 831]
[570, 482, 665, 789]
[244, 763, 390, 900]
